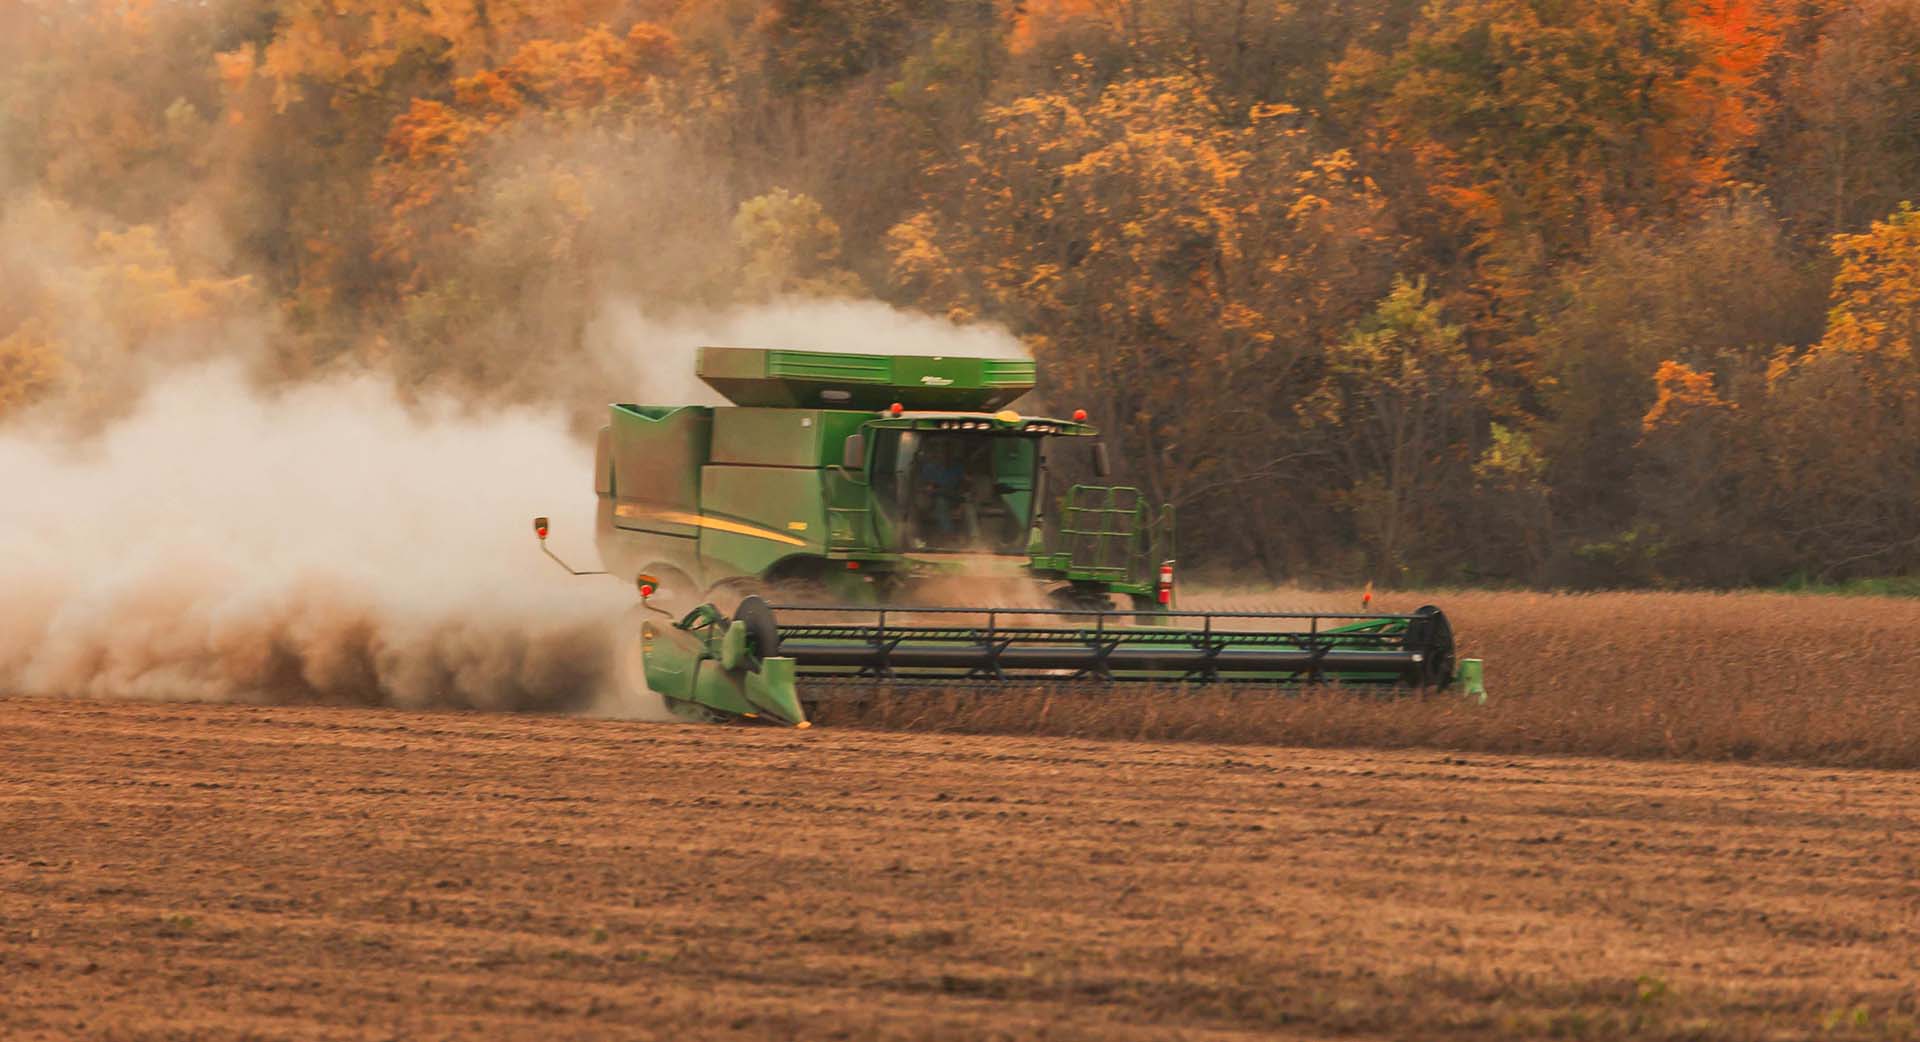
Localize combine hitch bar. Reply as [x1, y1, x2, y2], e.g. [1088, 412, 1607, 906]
[635, 598, 1483, 727]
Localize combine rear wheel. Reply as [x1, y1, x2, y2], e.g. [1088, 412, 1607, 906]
[705, 577, 830, 615]
[1047, 584, 1116, 613]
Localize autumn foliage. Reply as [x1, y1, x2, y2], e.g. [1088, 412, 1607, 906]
[5, 0, 1920, 587]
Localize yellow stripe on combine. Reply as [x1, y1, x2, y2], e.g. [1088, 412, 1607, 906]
[614, 504, 809, 547]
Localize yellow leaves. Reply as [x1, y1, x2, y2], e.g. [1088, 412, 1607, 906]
[1248, 102, 1300, 124]
[387, 21, 682, 156]
[89, 226, 255, 344]
[254, 1, 677, 116]
[1474, 423, 1547, 486]
[1642, 360, 1735, 433]
[885, 211, 949, 295]
[1819, 203, 1920, 363]
[0, 199, 256, 421]
[0, 319, 66, 417]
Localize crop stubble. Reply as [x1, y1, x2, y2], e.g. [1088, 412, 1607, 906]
[814, 590, 1920, 768]
[4, 695, 1919, 1041]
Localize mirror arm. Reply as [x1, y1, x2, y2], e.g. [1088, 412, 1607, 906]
[532, 516, 608, 576]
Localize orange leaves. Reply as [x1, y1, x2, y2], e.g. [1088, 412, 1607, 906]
[1642, 360, 1735, 433]
[452, 72, 526, 123]
[1665, 0, 1786, 191]
[1007, 0, 1106, 55]
[215, 47, 257, 94]
[1343, 0, 1783, 263]
[380, 99, 476, 235]
[622, 22, 681, 74]
[373, 21, 683, 275]
[441, 23, 682, 127]
[385, 21, 682, 155]
[385, 100, 475, 171]
[482, 29, 639, 111]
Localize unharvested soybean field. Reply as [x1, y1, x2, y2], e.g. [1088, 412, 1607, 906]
[824, 589, 1920, 768]
[5, 695, 1920, 1041]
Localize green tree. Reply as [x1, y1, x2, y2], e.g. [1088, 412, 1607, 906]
[732, 189, 865, 300]
[1307, 277, 1491, 581]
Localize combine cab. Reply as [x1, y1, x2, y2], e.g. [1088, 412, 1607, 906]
[583, 346, 1168, 611]
[536, 346, 1483, 725]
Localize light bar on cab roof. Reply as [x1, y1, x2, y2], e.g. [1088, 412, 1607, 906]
[925, 419, 1068, 432]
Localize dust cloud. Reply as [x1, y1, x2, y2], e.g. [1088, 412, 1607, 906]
[0, 291, 1036, 716]
[0, 2, 1042, 719]
[0, 364, 636, 712]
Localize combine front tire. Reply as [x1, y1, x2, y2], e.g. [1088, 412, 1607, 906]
[732, 596, 781, 671]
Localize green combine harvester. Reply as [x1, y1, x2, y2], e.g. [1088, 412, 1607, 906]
[535, 346, 1480, 726]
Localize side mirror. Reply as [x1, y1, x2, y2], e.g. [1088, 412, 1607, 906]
[1092, 442, 1112, 479]
[533, 516, 550, 540]
[842, 432, 866, 471]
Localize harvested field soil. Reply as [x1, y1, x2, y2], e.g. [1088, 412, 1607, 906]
[817, 589, 1920, 768]
[4, 696, 1917, 1041]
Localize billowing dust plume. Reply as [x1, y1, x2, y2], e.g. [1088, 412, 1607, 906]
[0, 364, 633, 712]
[0, 2, 1039, 717]
[1, 294, 1033, 715]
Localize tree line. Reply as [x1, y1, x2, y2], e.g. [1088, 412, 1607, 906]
[5, 0, 1920, 588]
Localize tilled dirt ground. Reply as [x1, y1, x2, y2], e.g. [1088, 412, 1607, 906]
[3, 697, 1918, 1041]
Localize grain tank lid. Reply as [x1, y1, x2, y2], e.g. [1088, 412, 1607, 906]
[695, 346, 1034, 410]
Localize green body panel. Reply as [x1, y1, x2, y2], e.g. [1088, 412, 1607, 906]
[712, 408, 869, 468]
[607, 405, 710, 529]
[591, 348, 1166, 603]
[698, 346, 1034, 411]
[698, 466, 827, 576]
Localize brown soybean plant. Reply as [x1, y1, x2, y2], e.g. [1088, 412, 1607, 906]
[811, 589, 1920, 770]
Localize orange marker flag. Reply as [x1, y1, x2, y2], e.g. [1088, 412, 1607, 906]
[1362, 581, 1373, 608]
